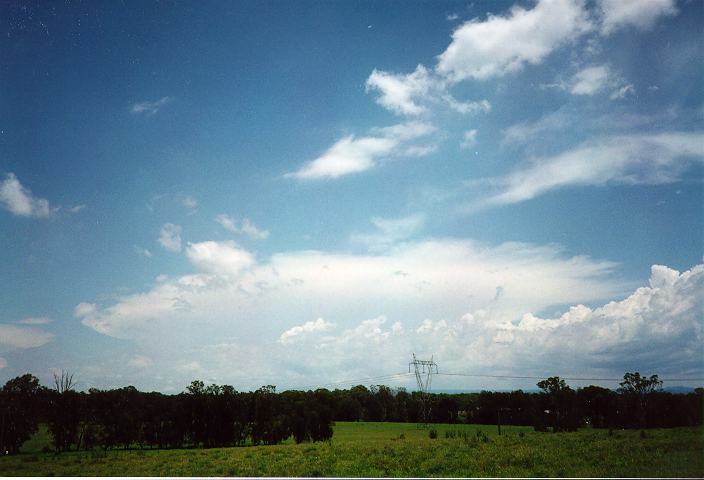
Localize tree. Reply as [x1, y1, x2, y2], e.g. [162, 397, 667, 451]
[0, 374, 42, 454]
[47, 371, 83, 452]
[537, 377, 580, 432]
[618, 372, 662, 428]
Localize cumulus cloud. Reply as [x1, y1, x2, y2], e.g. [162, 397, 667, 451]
[599, 0, 677, 35]
[0, 173, 53, 218]
[477, 131, 704, 208]
[186, 240, 255, 277]
[286, 122, 435, 180]
[436, 0, 592, 82]
[0, 324, 54, 352]
[279, 318, 333, 344]
[130, 97, 173, 115]
[491, 264, 703, 374]
[75, 236, 628, 388]
[366, 65, 434, 116]
[72, 248, 704, 390]
[158, 223, 182, 252]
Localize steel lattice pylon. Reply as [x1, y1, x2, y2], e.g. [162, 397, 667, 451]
[409, 353, 438, 425]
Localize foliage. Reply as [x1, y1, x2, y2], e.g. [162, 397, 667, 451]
[0, 374, 43, 454]
[2, 422, 702, 477]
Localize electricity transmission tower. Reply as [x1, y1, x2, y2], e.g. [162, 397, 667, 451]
[409, 353, 438, 425]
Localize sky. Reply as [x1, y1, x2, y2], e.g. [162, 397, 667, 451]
[0, 0, 702, 393]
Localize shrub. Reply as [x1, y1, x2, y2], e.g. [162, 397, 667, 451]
[428, 428, 438, 439]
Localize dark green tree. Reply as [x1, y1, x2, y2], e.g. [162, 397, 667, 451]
[0, 374, 43, 454]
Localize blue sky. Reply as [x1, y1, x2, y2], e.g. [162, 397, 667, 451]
[0, 0, 702, 393]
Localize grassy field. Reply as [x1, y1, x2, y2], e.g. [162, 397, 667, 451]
[1, 422, 702, 477]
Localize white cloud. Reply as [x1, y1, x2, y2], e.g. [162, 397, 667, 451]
[436, 0, 592, 82]
[0, 324, 54, 351]
[0, 357, 6, 369]
[76, 238, 625, 360]
[240, 219, 270, 240]
[68, 204, 86, 213]
[216, 214, 238, 233]
[158, 223, 182, 252]
[16, 317, 52, 325]
[181, 195, 198, 214]
[75, 241, 704, 390]
[490, 264, 703, 374]
[610, 83, 636, 100]
[404, 145, 438, 157]
[565, 65, 634, 99]
[502, 109, 574, 146]
[460, 129, 478, 149]
[366, 65, 434, 116]
[286, 122, 435, 180]
[447, 13, 459, 21]
[279, 318, 333, 344]
[570, 65, 610, 95]
[216, 214, 270, 240]
[130, 97, 173, 115]
[478, 131, 704, 208]
[351, 214, 425, 250]
[135, 246, 153, 258]
[74, 302, 97, 318]
[186, 240, 255, 277]
[365, 65, 491, 118]
[443, 96, 491, 115]
[0, 173, 53, 218]
[599, 0, 677, 35]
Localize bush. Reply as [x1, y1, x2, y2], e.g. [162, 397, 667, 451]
[428, 428, 438, 439]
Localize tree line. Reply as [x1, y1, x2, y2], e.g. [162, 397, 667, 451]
[0, 371, 701, 454]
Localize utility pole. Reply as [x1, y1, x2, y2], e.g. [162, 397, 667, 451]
[409, 353, 438, 425]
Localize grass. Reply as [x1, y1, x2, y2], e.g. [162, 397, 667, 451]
[1, 422, 701, 477]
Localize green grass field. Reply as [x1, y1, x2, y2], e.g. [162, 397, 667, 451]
[1, 422, 702, 477]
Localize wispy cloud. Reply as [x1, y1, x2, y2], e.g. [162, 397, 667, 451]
[158, 223, 182, 252]
[0, 324, 54, 352]
[476, 132, 704, 209]
[15, 317, 53, 325]
[460, 129, 478, 149]
[130, 97, 173, 116]
[134, 246, 153, 258]
[286, 122, 436, 180]
[180, 195, 198, 214]
[351, 214, 425, 250]
[570, 65, 610, 95]
[0, 173, 53, 218]
[216, 214, 269, 240]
